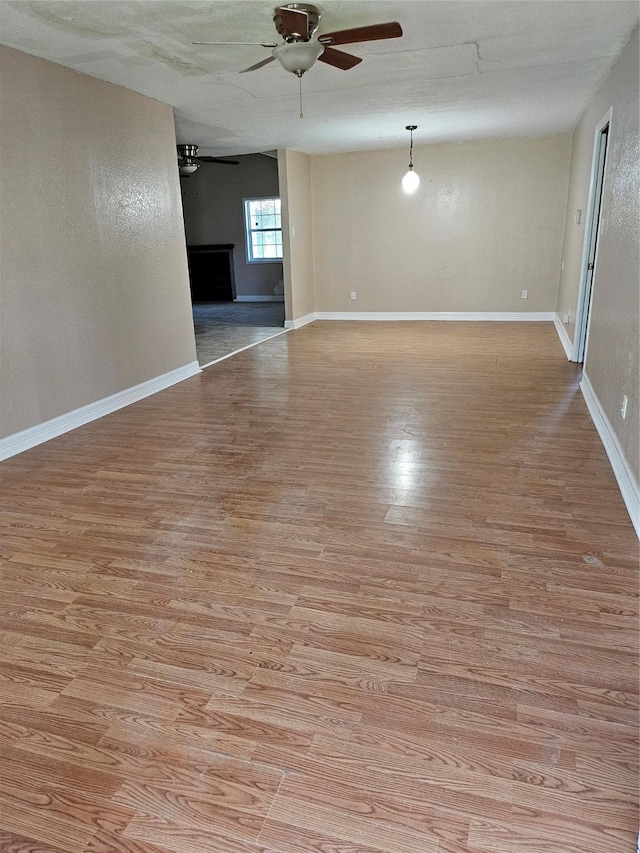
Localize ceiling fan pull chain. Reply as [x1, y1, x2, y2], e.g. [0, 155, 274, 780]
[299, 72, 303, 119]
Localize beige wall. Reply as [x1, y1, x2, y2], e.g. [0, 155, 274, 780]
[556, 27, 639, 481]
[310, 135, 572, 314]
[0, 46, 197, 440]
[278, 149, 315, 321]
[180, 153, 283, 298]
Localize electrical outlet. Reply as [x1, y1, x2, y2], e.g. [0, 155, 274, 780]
[574, 209, 582, 225]
[521, 290, 528, 299]
[562, 313, 570, 324]
[621, 395, 628, 419]
[350, 291, 357, 301]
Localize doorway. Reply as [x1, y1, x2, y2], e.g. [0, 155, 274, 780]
[179, 152, 286, 367]
[573, 110, 611, 363]
[191, 301, 285, 367]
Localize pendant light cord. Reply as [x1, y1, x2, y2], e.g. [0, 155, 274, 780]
[406, 124, 417, 169]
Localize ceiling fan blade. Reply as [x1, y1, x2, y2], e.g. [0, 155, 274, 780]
[277, 6, 309, 39]
[193, 41, 277, 47]
[318, 47, 362, 71]
[319, 22, 402, 47]
[239, 55, 276, 73]
[278, 7, 309, 39]
[197, 157, 240, 165]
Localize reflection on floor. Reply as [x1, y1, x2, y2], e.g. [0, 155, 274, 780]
[192, 301, 285, 366]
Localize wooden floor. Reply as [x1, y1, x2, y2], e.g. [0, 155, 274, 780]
[0, 322, 638, 853]
[192, 302, 285, 367]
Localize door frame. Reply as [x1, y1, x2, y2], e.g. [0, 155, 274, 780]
[572, 107, 612, 363]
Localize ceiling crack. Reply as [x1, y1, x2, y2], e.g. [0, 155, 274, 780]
[469, 40, 482, 73]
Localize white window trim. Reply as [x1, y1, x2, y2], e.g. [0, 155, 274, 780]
[243, 196, 283, 264]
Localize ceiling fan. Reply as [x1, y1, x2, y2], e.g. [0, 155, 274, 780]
[177, 144, 239, 176]
[193, 3, 402, 77]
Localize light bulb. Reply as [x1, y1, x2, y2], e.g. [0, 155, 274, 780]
[179, 163, 198, 175]
[402, 167, 420, 194]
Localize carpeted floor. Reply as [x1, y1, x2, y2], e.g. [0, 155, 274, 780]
[192, 301, 285, 366]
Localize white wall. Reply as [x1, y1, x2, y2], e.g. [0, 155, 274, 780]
[310, 135, 572, 314]
[0, 46, 197, 441]
[556, 27, 639, 484]
[180, 153, 283, 299]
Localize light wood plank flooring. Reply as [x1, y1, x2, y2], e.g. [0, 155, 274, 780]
[192, 301, 285, 367]
[0, 322, 638, 853]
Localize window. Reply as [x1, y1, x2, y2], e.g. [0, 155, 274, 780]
[244, 197, 283, 263]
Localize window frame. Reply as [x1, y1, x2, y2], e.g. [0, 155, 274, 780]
[243, 196, 283, 264]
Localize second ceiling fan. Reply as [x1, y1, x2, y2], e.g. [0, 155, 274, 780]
[194, 3, 402, 77]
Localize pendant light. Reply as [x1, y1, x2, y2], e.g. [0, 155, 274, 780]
[402, 125, 420, 194]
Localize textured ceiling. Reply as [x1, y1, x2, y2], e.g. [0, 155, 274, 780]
[1, 1, 637, 156]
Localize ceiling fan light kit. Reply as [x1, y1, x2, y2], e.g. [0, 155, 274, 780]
[177, 144, 239, 176]
[178, 143, 200, 175]
[273, 40, 324, 76]
[402, 125, 420, 194]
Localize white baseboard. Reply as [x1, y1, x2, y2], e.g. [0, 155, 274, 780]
[0, 361, 201, 462]
[284, 312, 316, 329]
[234, 295, 284, 303]
[580, 373, 640, 538]
[314, 312, 555, 321]
[553, 313, 574, 360]
[285, 311, 555, 328]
